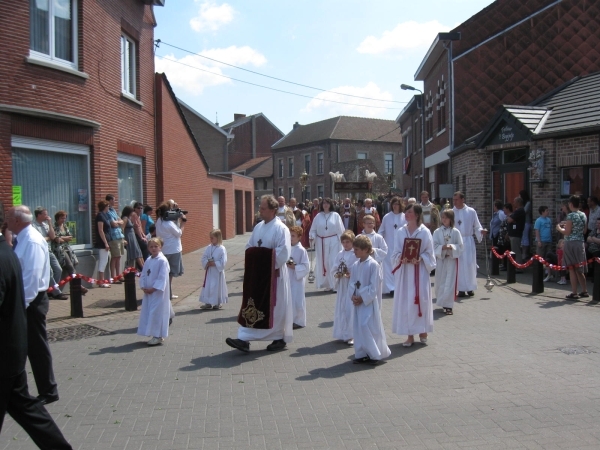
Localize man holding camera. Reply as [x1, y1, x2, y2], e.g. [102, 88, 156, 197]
[155, 201, 186, 299]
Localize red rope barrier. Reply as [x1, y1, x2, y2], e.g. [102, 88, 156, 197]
[490, 247, 599, 271]
[48, 267, 138, 293]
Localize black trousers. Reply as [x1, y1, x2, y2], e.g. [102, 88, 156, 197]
[27, 291, 58, 398]
[0, 370, 72, 449]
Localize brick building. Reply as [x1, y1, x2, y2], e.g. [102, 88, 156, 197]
[0, 0, 253, 278]
[271, 116, 401, 203]
[230, 156, 273, 212]
[407, 0, 600, 203]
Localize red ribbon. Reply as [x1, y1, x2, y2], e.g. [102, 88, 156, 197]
[454, 258, 459, 302]
[414, 263, 421, 317]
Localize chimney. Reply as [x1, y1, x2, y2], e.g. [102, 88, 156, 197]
[234, 113, 246, 121]
[293, 121, 300, 130]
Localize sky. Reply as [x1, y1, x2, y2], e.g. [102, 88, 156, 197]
[154, 0, 496, 135]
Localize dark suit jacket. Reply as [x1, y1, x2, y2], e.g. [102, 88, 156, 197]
[0, 234, 28, 378]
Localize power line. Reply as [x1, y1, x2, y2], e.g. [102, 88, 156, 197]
[156, 39, 406, 105]
[155, 53, 404, 110]
[368, 125, 401, 142]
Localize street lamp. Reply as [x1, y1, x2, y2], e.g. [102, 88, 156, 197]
[401, 83, 425, 195]
[299, 170, 309, 203]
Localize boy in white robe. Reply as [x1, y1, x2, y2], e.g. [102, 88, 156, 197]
[199, 229, 228, 310]
[361, 214, 388, 270]
[138, 237, 171, 346]
[349, 235, 391, 365]
[433, 210, 464, 315]
[287, 226, 310, 329]
[332, 231, 358, 344]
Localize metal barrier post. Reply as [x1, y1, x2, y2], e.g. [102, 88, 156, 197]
[532, 258, 544, 294]
[593, 260, 600, 302]
[506, 252, 516, 284]
[70, 277, 84, 318]
[124, 271, 138, 311]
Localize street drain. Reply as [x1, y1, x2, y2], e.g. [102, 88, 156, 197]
[47, 324, 113, 342]
[558, 346, 595, 355]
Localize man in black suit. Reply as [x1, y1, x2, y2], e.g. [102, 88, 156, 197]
[0, 222, 72, 449]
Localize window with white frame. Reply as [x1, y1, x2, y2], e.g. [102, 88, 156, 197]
[304, 154, 311, 174]
[384, 154, 394, 175]
[278, 159, 283, 178]
[121, 34, 137, 98]
[288, 157, 294, 177]
[118, 154, 143, 210]
[12, 136, 91, 247]
[403, 131, 411, 158]
[288, 187, 294, 200]
[317, 184, 324, 198]
[303, 185, 311, 203]
[317, 152, 324, 174]
[357, 152, 367, 159]
[278, 187, 283, 197]
[29, 0, 78, 68]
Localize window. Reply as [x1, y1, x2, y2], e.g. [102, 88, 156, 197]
[278, 187, 283, 197]
[317, 152, 324, 174]
[304, 155, 311, 174]
[357, 152, 367, 160]
[303, 185, 311, 203]
[317, 185, 324, 199]
[29, 0, 77, 68]
[288, 157, 294, 177]
[438, 78, 446, 132]
[425, 93, 433, 140]
[403, 131, 411, 158]
[118, 154, 143, 210]
[384, 154, 394, 174]
[12, 136, 91, 247]
[121, 34, 137, 98]
[561, 168, 584, 196]
[278, 159, 283, 178]
[262, 179, 268, 190]
[288, 187, 294, 200]
[590, 168, 600, 200]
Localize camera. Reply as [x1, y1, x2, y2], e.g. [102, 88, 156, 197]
[163, 208, 188, 222]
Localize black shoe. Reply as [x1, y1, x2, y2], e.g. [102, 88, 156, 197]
[225, 338, 250, 352]
[292, 323, 303, 330]
[52, 294, 69, 300]
[353, 356, 372, 364]
[266, 339, 286, 351]
[169, 318, 173, 327]
[457, 291, 467, 298]
[37, 394, 59, 405]
[467, 291, 475, 297]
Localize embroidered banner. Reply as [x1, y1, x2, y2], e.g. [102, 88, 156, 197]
[238, 247, 277, 329]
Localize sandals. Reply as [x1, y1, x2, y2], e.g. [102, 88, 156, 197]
[579, 292, 590, 298]
[565, 293, 579, 300]
[444, 308, 453, 315]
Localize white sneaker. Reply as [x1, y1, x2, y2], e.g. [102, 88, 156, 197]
[557, 279, 567, 285]
[171, 294, 179, 299]
[147, 337, 164, 346]
[543, 274, 551, 282]
[200, 304, 213, 310]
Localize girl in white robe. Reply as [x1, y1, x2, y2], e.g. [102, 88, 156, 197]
[138, 237, 171, 346]
[349, 235, 391, 364]
[332, 231, 359, 343]
[287, 226, 310, 328]
[433, 210, 464, 314]
[392, 204, 436, 347]
[309, 198, 344, 290]
[199, 229, 228, 310]
[378, 198, 406, 294]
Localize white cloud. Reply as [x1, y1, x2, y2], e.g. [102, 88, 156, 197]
[357, 20, 451, 55]
[190, 1, 234, 32]
[301, 82, 395, 118]
[155, 46, 267, 95]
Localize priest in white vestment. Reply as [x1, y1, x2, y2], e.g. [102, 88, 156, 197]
[138, 239, 171, 345]
[392, 204, 436, 346]
[226, 195, 293, 352]
[378, 197, 406, 294]
[309, 198, 344, 290]
[452, 192, 487, 296]
[433, 210, 464, 314]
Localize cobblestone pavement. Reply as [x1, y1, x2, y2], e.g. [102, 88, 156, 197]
[3, 234, 600, 449]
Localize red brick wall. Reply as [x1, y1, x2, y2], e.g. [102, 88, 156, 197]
[227, 115, 283, 169]
[255, 115, 284, 157]
[155, 75, 253, 252]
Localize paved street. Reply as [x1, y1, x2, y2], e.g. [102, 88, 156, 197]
[3, 233, 600, 450]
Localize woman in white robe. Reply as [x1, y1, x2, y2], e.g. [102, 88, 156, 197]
[331, 233, 359, 342]
[138, 238, 171, 345]
[378, 197, 406, 294]
[433, 210, 464, 314]
[199, 230, 228, 309]
[309, 198, 344, 290]
[392, 204, 436, 347]
[349, 235, 391, 364]
[287, 228, 310, 328]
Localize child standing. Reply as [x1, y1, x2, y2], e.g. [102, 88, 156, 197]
[138, 237, 171, 346]
[199, 229, 228, 310]
[349, 235, 390, 365]
[286, 226, 310, 330]
[332, 231, 359, 344]
[361, 214, 388, 268]
[534, 206, 553, 281]
[287, 226, 310, 329]
[432, 210, 463, 315]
